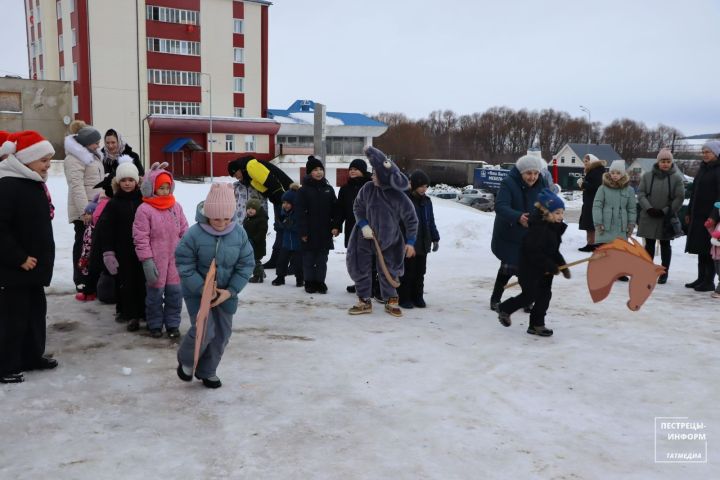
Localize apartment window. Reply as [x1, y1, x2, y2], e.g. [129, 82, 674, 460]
[146, 5, 198, 25]
[225, 135, 235, 151]
[233, 19, 243, 34]
[233, 77, 243, 93]
[245, 135, 255, 152]
[147, 69, 200, 86]
[73, 62, 78, 81]
[58, 34, 63, 52]
[56, 1, 61, 19]
[148, 101, 200, 116]
[72, 95, 78, 114]
[234, 107, 243, 118]
[147, 37, 200, 56]
[72, 28, 77, 46]
[233, 48, 244, 63]
[59, 67, 65, 81]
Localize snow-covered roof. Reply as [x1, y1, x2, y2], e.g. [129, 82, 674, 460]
[268, 100, 386, 127]
[562, 143, 623, 161]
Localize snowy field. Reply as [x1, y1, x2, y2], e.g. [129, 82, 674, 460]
[1, 171, 718, 479]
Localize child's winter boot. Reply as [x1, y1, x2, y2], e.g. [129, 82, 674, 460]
[384, 297, 402, 317]
[497, 310, 511, 327]
[271, 276, 285, 286]
[527, 325, 553, 336]
[348, 298, 372, 315]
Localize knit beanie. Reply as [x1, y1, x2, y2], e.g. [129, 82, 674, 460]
[246, 198, 262, 212]
[515, 154, 545, 173]
[306, 155, 324, 172]
[656, 148, 673, 162]
[1, 130, 55, 165]
[204, 183, 237, 219]
[154, 172, 172, 191]
[75, 127, 102, 147]
[537, 188, 565, 212]
[609, 160, 626, 173]
[228, 158, 243, 176]
[703, 140, 720, 157]
[584, 154, 600, 163]
[348, 158, 368, 174]
[115, 162, 140, 183]
[281, 189, 297, 205]
[409, 170, 430, 191]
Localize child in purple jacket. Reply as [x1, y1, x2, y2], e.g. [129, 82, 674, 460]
[133, 162, 189, 338]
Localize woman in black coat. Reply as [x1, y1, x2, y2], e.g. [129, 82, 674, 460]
[101, 129, 145, 177]
[577, 154, 606, 251]
[684, 141, 720, 291]
[0, 132, 57, 383]
[297, 156, 338, 294]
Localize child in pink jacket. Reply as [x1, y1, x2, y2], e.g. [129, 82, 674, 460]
[133, 162, 189, 338]
[706, 201, 720, 299]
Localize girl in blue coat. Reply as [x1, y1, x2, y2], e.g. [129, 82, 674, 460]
[175, 183, 255, 389]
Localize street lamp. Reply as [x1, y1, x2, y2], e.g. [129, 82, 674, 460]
[579, 105, 591, 144]
[200, 72, 213, 181]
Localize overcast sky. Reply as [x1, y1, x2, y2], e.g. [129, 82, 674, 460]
[4, 0, 719, 135]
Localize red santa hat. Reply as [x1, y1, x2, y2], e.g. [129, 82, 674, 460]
[1, 130, 55, 165]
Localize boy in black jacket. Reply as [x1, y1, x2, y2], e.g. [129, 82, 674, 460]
[243, 198, 269, 283]
[399, 170, 440, 309]
[497, 189, 570, 337]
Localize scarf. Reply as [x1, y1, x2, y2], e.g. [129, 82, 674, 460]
[103, 133, 127, 163]
[42, 182, 55, 220]
[143, 194, 176, 210]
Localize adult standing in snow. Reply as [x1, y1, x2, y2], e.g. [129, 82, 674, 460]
[490, 155, 548, 312]
[63, 121, 104, 299]
[0, 131, 57, 384]
[684, 140, 720, 291]
[577, 154, 606, 251]
[636, 148, 684, 284]
[101, 128, 145, 178]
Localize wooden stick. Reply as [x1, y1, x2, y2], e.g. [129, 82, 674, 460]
[371, 234, 401, 289]
[503, 253, 604, 290]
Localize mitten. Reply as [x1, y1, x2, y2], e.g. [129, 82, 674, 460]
[432, 241, 439, 252]
[562, 268, 571, 279]
[576, 178, 584, 188]
[647, 208, 664, 218]
[361, 225, 374, 239]
[142, 259, 159, 285]
[103, 251, 119, 275]
[711, 230, 720, 239]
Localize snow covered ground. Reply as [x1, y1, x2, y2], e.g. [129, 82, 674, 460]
[1, 172, 718, 479]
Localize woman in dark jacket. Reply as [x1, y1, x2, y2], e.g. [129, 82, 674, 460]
[684, 140, 720, 291]
[490, 155, 548, 311]
[577, 154, 606, 251]
[101, 129, 145, 177]
[297, 156, 338, 294]
[0, 131, 57, 383]
[399, 170, 440, 309]
[636, 148, 684, 284]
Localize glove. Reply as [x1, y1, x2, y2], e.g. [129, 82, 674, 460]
[142, 259, 159, 285]
[361, 225, 374, 240]
[562, 268, 571, 279]
[432, 241, 439, 252]
[576, 178, 584, 188]
[103, 251, 119, 275]
[647, 208, 664, 218]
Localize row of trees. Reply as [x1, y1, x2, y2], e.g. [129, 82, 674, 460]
[372, 107, 685, 164]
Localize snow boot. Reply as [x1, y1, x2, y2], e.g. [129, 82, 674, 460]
[0, 373, 24, 384]
[196, 374, 222, 389]
[305, 282, 318, 294]
[127, 319, 140, 332]
[399, 299, 414, 309]
[527, 325, 554, 337]
[385, 297, 403, 317]
[658, 273, 668, 284]
[167, 328, 181, 339]
[177, 363, 192, 382]
[248, 274, 264, 283]
[271, 277, 285, 286]
[413, 297, 426, 308]
[149, 328, 163, 338]
[26, 356, 58, 371]
[685, 263, 704, 288]
[316, 282, 328, 294]
[578, 244, 595, 252]
[348, 298, 372, 315]
[498, 310, 511, 327]
[694, 263, 716, 292]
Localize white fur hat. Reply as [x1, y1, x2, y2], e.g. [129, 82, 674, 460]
[515, 155, 545, 173]
[115, 162, 139, 183]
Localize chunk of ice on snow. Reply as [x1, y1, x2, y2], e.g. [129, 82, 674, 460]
[122, 367, 132, 376]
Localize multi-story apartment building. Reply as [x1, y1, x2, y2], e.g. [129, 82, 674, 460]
[23, 0, 279, 175]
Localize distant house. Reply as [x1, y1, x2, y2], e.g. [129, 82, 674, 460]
[553, 143, 622, 168]
[267, 100, 387, 185]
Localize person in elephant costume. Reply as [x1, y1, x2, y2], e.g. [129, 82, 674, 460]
[346, 146, 418, 317]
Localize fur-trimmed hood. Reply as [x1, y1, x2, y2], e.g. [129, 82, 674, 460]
[584, 159, 607, 174]
[602, 172, 629, 189]
[64, 134, 102, 166]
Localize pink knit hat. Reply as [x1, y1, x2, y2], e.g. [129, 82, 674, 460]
[656, 148, 673, 162]
[203, 183, 236, 219]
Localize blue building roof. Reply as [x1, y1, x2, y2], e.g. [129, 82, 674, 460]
[268, 100, 386, 127]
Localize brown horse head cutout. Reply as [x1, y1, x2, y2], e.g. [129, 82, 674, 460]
[587, 237, 666, 311]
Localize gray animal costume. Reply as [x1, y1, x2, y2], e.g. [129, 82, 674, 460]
[346, 147, 418, 300]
